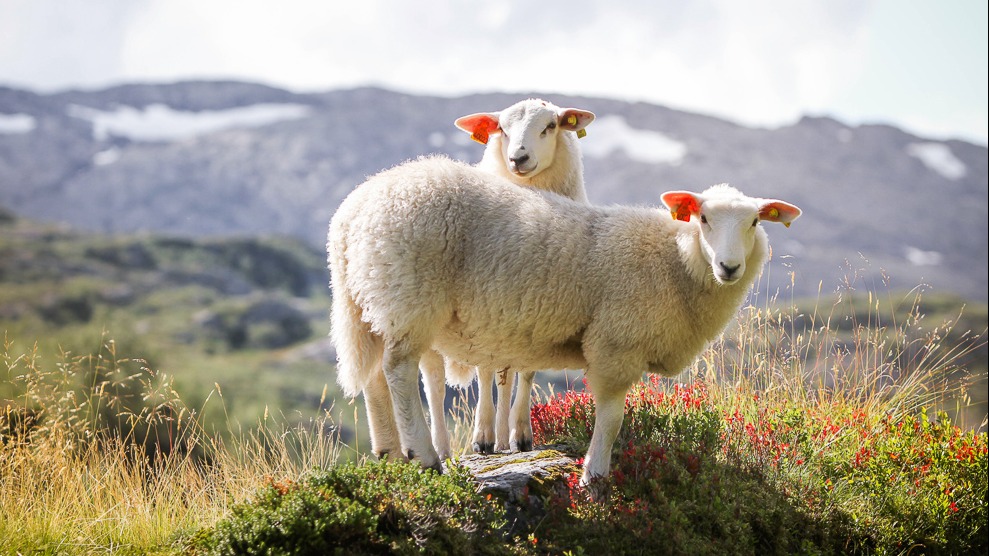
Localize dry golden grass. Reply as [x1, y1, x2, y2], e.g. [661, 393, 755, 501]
[0, 335, 352, 554]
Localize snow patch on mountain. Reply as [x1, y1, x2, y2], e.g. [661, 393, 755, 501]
[905, 246, 943, 266]
[582, 115, 687, 165]
[0, 113, 36, 134]
[906, 142, 966, 180]
[67, 103, 311, 142]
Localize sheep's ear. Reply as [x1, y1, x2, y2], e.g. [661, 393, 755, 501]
[661, 191, 702, 222]
[558, 108, 595, 138]
[758, 200, 802, 228]
[454, 112, 501, 144]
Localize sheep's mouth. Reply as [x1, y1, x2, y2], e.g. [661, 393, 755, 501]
[511, 162, 538, 176]
[714, 273, 740, 285]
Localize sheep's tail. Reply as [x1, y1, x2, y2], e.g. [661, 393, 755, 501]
[330, 287, 382, 398]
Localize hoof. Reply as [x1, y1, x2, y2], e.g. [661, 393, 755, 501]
[375, 446, 408, 461]
[472, 441, 495, 455]
[510, 437, 532, 452]
[425, 461, 443, 474]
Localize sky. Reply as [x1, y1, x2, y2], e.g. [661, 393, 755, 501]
[1, 0, 986, 145]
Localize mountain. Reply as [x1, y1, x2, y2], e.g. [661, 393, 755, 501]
[1, 81, 986, 302]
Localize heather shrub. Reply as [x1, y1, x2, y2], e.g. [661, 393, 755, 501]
[191, 460, 513, 556]
[529, 377, 986, 555]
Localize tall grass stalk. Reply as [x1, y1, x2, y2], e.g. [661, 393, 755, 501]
[698, 271, 986, 432]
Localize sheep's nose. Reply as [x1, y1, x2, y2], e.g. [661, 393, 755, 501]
[509, 153, 530, 167]
[719, 262, 741, 277]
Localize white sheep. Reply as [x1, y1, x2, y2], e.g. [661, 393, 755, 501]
[334, 99, 594, 462]
[444, 99, 594, 456]
[328, 155, 801, 484]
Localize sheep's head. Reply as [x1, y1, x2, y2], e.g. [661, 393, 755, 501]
[455, 99, 594, 179]
[662, 185, 801, 285]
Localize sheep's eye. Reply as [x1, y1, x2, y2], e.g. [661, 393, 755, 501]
[546, 122, 556, 131]
[700, 214, 708, 224]
[752, 218, 759, 227]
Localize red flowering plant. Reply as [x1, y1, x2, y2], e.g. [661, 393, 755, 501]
[811, 407, 988, 551]
[530, 377, 859, 554]
[527, 372, 987, 554]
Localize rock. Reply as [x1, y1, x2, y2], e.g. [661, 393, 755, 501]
[456, 447, 579, 536]
[456, 448, 578, 503]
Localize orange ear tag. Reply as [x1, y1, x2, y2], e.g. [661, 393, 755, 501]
[672, 208, 691, 222]
[470, 130, 489, 144]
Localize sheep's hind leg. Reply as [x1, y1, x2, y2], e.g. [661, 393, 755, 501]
[472, 366, 497, 454]
[509, 371, 535, 452]
[383, 343, 441, 472]
[420, 350, 452, 461]
[494, 371, 512, 452]
[363, 367, 403, 460]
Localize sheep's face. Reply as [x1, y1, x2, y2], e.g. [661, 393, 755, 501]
[455, 99, 593, 179]
[662, 185, 801, 285]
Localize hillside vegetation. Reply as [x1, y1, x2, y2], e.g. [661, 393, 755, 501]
[0, 212, 354, 441]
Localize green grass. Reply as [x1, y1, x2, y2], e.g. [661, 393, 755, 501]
[0, 216, 361, 446]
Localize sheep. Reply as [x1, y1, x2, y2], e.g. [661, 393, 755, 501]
[334, 99, 594, 462]
[328, 155, 801, 484]
[443, 99, 595, 456]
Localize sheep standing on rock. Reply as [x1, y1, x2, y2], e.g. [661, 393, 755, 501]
[445, 99, 594, 456]
[328, 155, 800, 484]
[334, 99, 594, 462]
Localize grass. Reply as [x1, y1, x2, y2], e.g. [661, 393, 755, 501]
[0, 334, 351, 554]
[1, 272, 986, 553]
[0, 217, 362, 445]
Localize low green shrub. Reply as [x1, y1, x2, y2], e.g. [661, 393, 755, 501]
[192, 460, 516, 556]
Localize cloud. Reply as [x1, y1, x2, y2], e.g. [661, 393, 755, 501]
[0, 0, 143, 90]
[0, 0, 983, 144]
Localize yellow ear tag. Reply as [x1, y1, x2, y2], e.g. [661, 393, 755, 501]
[567, 114, 578, 126]
[768, 208, 780, 219]
[470, 130, 489, 144]
[577, 129, 587, 138]
[783, 222, 791, 228]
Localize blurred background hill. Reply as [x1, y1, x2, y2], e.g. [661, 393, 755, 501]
[2, 81, 986, 302]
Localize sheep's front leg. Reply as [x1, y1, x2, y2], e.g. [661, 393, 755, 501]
[383, 346, 441, 472]
[582, 372, 633, 488]
[419, 350, 451, 461]
[472, 366, 497, 454]
[363, 367, 403, 460]
[509, 371, 535, 452]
